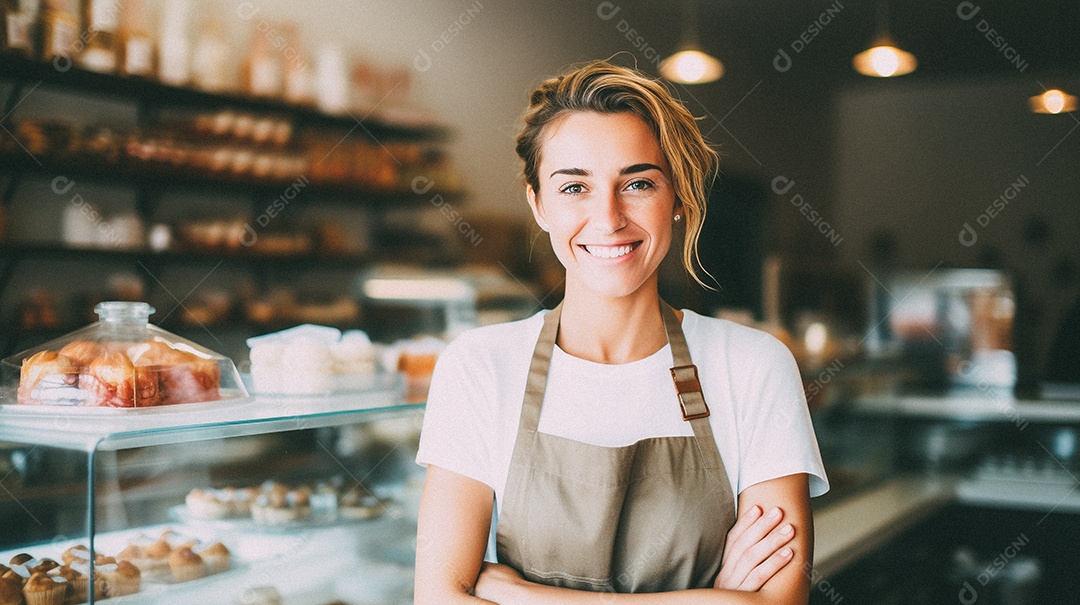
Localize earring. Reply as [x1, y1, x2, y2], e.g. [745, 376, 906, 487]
[673, 214, 682, 222]
[540, 223, 549, 232]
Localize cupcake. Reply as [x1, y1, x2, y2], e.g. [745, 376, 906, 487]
[3, 565, 29, 587]
[0, 575, 22, 605]
[62, 563, 105, 604]
[27, 559, 59, 575]
[8, 555, 32, 567]
[198, 542, 230, 575]
[22, 572, 66, 605]
[185, 488, 230, 519]
[167, 547, 205, 583]
[137, 538, 171, 580]
[60, 547, 89, 567]
[100, 561, 140, 597]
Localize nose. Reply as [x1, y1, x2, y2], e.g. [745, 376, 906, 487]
[593, 188, 627, 233]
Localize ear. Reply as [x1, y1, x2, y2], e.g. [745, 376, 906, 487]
[527, 186, 547, 230]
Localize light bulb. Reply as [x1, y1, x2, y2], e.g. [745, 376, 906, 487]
[660, 49, 723, 84]
[853, 42, 917, 77]
[1029, 88, 1078, 114]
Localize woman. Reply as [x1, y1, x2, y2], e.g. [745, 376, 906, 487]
[415, 61, 829, 604]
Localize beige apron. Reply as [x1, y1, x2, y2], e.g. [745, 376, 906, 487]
[495, 301, 736, 593]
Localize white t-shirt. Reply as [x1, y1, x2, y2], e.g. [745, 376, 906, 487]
[416, 309, 830, 513]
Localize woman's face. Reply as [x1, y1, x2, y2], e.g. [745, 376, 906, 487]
[528, 111, 678, 301]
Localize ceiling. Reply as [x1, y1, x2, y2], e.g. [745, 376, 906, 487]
[625, 0, 1080, 85]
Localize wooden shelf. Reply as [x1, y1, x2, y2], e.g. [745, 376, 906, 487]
[0, 53, 450, 141]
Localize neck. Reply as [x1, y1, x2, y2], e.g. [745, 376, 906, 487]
[556, 278, 679, 364]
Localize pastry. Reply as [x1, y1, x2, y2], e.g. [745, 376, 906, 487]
[56, 341, 104, 368]
[339, 489, 384, 520]
[0, 574, 21, 605]
[167, 547, 205, 582]
[8, 555, 32, 567]
[185, 488, 231, 519]
[0, 566, 27, 587]
[235, 586, 283, 605]
[22, 572, 66, 605]
[129, 339, 220, 404]
[135, 538, 171, 580]
[17, 351, 79, 404]
[251, 489, 297, 524]
[51, 563, 104, 605]
[99, 561, 140, 597]
[82, 351, 140, 407]
[198, 542, 230, 574]
[26, 559, 59, 575]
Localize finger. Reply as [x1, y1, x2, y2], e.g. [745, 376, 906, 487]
[738, 546, 795, 592]
[722, 505, 762, 559]
[725, 520, 795, 587]
[725, 507, 784, 563]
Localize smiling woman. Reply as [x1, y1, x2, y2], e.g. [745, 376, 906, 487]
[414, 61, 829, 604]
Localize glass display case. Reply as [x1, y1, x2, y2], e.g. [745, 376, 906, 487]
[0, 389, 424, 605]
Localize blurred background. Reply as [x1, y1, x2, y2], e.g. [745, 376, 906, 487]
[1, 0, 1079, 603]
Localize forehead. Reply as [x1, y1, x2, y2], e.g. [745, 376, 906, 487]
[539, 111, 667, 171]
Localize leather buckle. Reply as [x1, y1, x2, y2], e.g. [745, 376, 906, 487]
[670, 364, 710, 421]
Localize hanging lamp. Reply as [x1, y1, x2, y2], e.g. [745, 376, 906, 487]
[659, 0, 723, 84]
[853, 2, 916, 77]
[1028, 3, 1076, 114]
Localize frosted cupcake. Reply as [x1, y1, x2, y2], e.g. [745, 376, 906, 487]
[100, 561, 140, 597]
[168, 547, 205, 583]
[198, 542, 230, 575]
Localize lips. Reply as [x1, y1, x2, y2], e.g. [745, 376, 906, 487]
[580, 242, 641, 259]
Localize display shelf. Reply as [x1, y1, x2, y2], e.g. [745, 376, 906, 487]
[0, 388, 417, 451]
[0, 53, 450, 141]
[0, 149, 465, 205]
[849, 393, 1080, 423]
[0, 242, 372, 267]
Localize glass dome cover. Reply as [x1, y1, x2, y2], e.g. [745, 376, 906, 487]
[1, 301, 248, 408]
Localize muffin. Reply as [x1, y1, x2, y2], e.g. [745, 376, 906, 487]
[99, 561, 140, 597]
[22, 571, 66, 605]
[27, 559, 59, 575]
[137, 538, 171, 580]
[2, 565, 29, 587]
[0, 575, 23, 605]
[60, 546, 89, 567]
[198, 542, 230, 575]
[8, 555, 32, 567]
[167, 547, 205, 583]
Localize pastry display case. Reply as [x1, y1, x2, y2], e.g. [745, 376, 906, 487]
[0, 374, 422, 604]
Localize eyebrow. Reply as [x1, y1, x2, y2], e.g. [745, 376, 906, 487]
[548, 163, 664, 179]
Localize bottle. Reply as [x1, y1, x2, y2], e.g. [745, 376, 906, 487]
[118, 0, 153, 76]
[191, 13, 230, 92]
[2, 0, 31, 54]
[36, 0, 77, 62]
[78, 0, 118, 72]
[280, 23, 313, 105]
[157, 0, 191, 85]
[242, 21, 282, 97]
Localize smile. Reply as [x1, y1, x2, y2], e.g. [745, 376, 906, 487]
[580, 242, 641, 259]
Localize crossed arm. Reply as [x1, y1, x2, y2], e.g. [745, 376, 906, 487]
[414, 466, 813, 605]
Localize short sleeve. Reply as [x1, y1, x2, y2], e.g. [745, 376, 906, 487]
[736, 336, 830, 497]
[415, 335, 496, 489]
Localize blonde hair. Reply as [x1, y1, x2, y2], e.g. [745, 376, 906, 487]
[515, 60, 719, 288]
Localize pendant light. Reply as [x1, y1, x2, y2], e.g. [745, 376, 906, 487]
[659, 0, 723, 85]
[853, 2, 916, 77]
[1028, 2, 1076, 114]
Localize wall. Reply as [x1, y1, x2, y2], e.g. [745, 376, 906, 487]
[831, 75, 1080, 379]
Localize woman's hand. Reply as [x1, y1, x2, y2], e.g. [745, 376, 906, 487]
[714, 505, 796, 591]
[474, 562, 528, 603]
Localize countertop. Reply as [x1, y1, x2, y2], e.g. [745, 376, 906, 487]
[812, 470, 1080, 579]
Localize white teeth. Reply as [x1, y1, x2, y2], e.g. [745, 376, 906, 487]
[584, 244, 635, 259]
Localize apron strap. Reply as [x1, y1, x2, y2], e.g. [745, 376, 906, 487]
[661, 303, 726, 471]
[516, 302, 563, 434]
